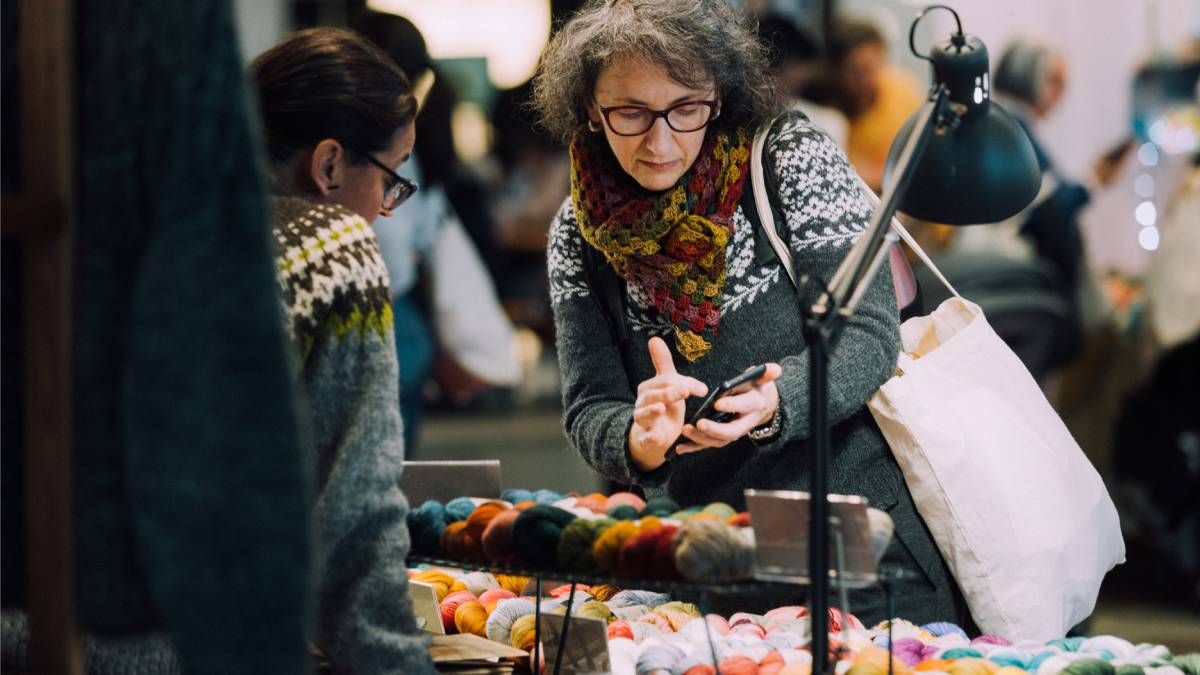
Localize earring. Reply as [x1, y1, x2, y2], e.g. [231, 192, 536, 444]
[587, 119, 602, 133]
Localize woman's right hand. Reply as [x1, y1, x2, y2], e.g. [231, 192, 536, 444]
[628, 336, 708, 472]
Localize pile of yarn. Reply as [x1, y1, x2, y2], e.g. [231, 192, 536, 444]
[406, 490, 758, 582]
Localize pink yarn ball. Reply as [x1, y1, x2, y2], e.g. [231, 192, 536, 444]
[438, 590, 477, 633]
[733, 622, 768, 639]
[729, 612, 762, 627]
[606, 492, 647, 512]
[478, 588, 516, 606]
[705, 614, 732, 635]
[764, 606, 808, 624]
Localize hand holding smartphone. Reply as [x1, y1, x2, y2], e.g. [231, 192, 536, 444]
[688, 364, 768, 425]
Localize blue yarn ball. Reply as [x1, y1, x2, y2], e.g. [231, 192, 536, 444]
[1030, 650, 1060, 671]
[922, 621, 968, 639]
[445, 496, 477, 522]
[1049, 638, 1088, 653]
[532, 489, 565, 505]
[607, 504, 640, 520]
[407, 500, 448, 555]
[501, 489, 535, 504]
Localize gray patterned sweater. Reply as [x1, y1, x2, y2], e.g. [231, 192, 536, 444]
[549, 115, 965, 625]
[273, 197, 436, 675]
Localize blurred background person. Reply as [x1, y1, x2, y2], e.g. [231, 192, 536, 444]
[757, 13, 849, 149]
[829, 17, 924, 191]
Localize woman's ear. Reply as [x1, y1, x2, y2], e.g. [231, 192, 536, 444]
[308, 139, 345, 195]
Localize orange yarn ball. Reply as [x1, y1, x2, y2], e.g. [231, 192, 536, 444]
[685, 666, 718, 675]
[607, 620, 634, 640]
[916, 661, 955, 672]
[454, 600, 490, 637]
[513, 500, 538, 511]
[717, 655, 760, 675]
[494, 574, 530, 595]
[592, 520, 640, 572]
[759, 650, 786, 675]
[726, 512, 752, 528]
[589, 583, 621, 602]
[441, 521, 479, 561]
[576, 492, 609, 514]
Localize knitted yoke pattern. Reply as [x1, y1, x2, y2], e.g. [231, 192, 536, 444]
[272, 196, 435, 675]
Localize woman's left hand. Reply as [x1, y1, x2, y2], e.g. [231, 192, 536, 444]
[676, 363, 783, 454]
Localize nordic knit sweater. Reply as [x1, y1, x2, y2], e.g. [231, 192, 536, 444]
[549, 115, 963, 625]
[273, 196, 435, 675]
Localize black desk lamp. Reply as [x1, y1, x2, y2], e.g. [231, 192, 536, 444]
[802, 6, 1041, 672]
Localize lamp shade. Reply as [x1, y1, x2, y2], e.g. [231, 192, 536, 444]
[884, 34, 1041, 225]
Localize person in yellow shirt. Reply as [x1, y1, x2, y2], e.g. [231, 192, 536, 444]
[831, 19, 925, 192]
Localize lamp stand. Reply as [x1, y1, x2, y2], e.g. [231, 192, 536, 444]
[801, 83, 950, 675]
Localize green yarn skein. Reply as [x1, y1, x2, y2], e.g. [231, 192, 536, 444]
[1061, 659, 1116, 675]
[556, 517, 616, 573]
[511, 504, 578, 568]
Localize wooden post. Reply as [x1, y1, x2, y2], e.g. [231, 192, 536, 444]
[1, 0, 83, 672]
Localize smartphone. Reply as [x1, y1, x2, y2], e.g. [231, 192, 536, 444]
[688, 364, 768, 426]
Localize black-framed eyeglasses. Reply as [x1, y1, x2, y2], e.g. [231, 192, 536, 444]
[342, 142, 418, 211]
[598, 100, 720, 136]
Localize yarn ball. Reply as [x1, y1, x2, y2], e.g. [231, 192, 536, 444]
[439, 590, 477, 633]
[457, 571, 499, 596]
[717, 655, 761, 675]
[589, 583, 622, 602]
[923, 622, 969, 639]
[453, 600, 489, 637]
[684, 665, 719, 675]
[849, 646, 914, 675]
[893, 638, 938, 666]
[641, 496, 681, 517]
[917, 659, 956, 672]
[652, 601, 701, 631]
[440, 521, 478, 560]
[702, 502, 737, 520]
[511, 504, 578, 568]
[500, 488, 535, 503]
[616, 522, 670, 578]
[448, 579, 469, 594]
[463, 502, 508, 555]
[608, 504, 641, 521]
[407, 500, 449, 556]
[478, 587, 516, 611]
[1061, 660, 1118, 675]
[1080, 637, 1135, 660]
[509, 613, 538, 651]
[996, 668, 1032, 675]
[941, 648, 985, 660]
[493, 574, 529, 595]
[669, 508, 704, 521]
[946, 657, 996, 675]
[761, 650, 787, 675]
[532, 488, 565, 504]
[727, 512, 752, 528]
[636, 643, 687, 674]
[485, 597, 535, 644]
[409, 569, 455, 602]
[576, 492, 609, 514]
[764, 606, 808, 624]
[609, 637, 639, 674]
[607, 589, 671, 608]
[573, 599, 616, 624]
[635, 611, 673, 633]
[445, 496, 478, 522]
[480, 508, 521, 564]
[611, 605, 651, 622]
[973, 635, 1013, 647]
[673, 519, 756, 582]
[608, 620, 635, 640]
[607, 491, 647, 512]
[593, 520, 642, 571]
[1172, 656, 1200, 675]
[1048, 638, 1088, 653]
[557, 516, 617, 573]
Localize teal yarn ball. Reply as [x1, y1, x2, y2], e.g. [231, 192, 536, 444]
[607, 504, 640, 520]
[511, 504, 577, 568]
[532, 489, 565, 504]
[640, 496, 680, 517]
[500, 489, 535, 504]
[407, 500, 447, 555]
[1049, 637, 1089, 653]
[1061, 658, 1116, 675]
[556, 517, 616, 573]
[445, 496, 477, 522]
[940, 648, 983, 659]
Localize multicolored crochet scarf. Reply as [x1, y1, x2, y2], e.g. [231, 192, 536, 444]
[570, 128, 751, 362]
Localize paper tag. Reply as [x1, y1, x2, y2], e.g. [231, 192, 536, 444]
[538, 612, 610, 675]
[408, 579, 445, 635]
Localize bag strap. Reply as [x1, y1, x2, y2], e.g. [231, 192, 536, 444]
[581, 240, 631, 347]
[851, 174, 960, 298]
[750, 122, 797, 288]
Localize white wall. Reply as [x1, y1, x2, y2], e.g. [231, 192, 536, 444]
[233, 0, 289, 63]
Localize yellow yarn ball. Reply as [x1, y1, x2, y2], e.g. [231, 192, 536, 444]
[410, 570, 455, 602]
[947, 658, 996, 675]
[453, 600, 490, 637]
[510, 614, 538, 651]
[592, 520, 640, 572]
[495, 574, 530, 595]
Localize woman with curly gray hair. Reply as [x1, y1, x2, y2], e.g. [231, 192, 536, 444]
[537, 0, 966, 626]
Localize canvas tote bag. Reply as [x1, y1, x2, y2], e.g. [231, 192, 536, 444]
[749, 123, 1125, 642]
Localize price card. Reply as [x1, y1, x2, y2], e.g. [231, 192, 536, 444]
[537, 612, 609, 675]
[407, 579, 445, 635]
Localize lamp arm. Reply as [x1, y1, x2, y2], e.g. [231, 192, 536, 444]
[812, 84, 950, 347]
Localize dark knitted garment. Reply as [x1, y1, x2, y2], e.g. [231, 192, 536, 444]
[549, 114, 966, 626]
[66, 1, 312, 673]
[272, 197, 436, 675]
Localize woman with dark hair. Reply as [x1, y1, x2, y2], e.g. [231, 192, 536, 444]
[251, 27, 434, 674]
[534, 0, 964, 625]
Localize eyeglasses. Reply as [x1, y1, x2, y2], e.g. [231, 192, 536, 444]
[342, 142, 418, 211]
[598, 100, 720, 136]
